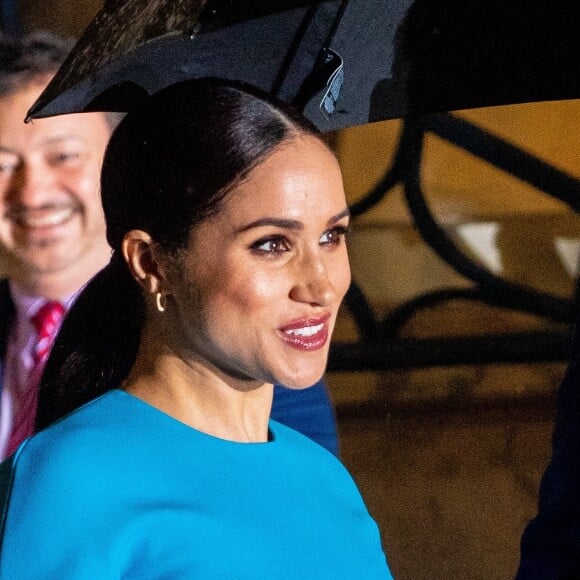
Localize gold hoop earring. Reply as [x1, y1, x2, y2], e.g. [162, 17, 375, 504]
[155, 292, 166, 313]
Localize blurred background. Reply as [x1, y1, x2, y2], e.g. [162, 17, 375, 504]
[2, 2, 579, 577]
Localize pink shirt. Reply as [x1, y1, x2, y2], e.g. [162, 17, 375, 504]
[0, 283, 75, 460]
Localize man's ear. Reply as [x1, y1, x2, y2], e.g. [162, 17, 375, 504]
[121, 230, 167, 295]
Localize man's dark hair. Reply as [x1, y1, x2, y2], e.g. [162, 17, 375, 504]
[0, 30, 122, 128]
[0, 30, 73, 96]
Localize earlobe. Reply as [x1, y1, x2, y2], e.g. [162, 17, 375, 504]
[121, 230, 165, 294]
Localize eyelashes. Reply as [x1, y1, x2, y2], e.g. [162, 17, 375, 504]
[320, 225, 350, 245]
[250, 236, 290, 254]
[250, 225, 350, 256]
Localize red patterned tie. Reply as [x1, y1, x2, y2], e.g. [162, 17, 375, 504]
[6, 301, 65, 456]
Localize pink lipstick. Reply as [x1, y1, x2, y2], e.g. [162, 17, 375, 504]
[279, 313, 331, 351]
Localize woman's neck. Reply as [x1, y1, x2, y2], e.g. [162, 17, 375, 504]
[123, 341, 274, 443]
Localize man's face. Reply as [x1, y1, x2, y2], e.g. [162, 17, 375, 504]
[0, 80, 111, 282]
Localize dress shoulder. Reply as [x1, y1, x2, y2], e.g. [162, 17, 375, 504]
[1, 391, 125, 509]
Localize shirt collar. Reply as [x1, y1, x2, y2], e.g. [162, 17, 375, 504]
[8, 281, 78, 320]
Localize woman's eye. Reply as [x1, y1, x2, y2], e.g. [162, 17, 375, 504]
[320, 226, 349, 246]
[251, 237, 290, 254]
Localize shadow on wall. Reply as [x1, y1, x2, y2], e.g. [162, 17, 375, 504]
[334, 96, 580, 311]
[329, 97, 579, 409]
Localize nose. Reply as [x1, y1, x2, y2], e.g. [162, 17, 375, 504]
[8, 161, 57, 208]
[289, 250, 340, 307]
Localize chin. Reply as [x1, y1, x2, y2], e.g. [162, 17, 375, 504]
[12, 243, 71, 272]
[273, 369, 326, 390]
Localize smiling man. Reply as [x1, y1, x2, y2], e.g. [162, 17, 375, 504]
[0, 31, 112, 459]
[0, 31, 340, 460]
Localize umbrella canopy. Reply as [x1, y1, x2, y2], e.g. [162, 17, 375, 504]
[27, 0, 580, 131]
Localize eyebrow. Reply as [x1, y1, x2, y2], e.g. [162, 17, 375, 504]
[0, 134, 86, 155]
[41, 134, 87, 148]
[236, 207, 350, 233]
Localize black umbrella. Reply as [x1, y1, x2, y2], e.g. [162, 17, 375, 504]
[27, 0, 580, 131]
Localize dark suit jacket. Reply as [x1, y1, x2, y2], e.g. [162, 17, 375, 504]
[0, 279, 15, 395]
[517, 318, 580, 578]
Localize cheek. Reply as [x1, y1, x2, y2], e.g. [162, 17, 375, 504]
[0, 198, 8, 229]
[0, 223, 13, 249]
[67, 169, 101, 206]
[206, 267, 290, 320]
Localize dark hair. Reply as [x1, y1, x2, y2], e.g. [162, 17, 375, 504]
[0, 30, 72, 95]
[0, 30, 123, 128]
[37, 78, 321, 429]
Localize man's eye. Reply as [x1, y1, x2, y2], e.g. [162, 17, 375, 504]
[0, 159, 18, 176]
[251, 237, 290, 254]
[50, 151, 82, 165]
[320, 225, 349, 246]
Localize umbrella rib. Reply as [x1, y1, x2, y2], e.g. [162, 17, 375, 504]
[271, 4, 319, 99]
[273, 1, 351, 104]
[323, 0, 350, 48]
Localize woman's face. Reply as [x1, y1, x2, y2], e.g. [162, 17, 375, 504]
[166, 134, 351, 389]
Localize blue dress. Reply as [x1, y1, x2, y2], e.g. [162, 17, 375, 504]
[0, 390, 392, 579]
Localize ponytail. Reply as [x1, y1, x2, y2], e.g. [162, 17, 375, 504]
[36, 255, 144, 430]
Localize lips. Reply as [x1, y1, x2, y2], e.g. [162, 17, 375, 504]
[279, 313, 331, 351]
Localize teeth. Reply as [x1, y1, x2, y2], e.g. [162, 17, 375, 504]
[15, 207, 75, 228]
[285, 323, 324, 337]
